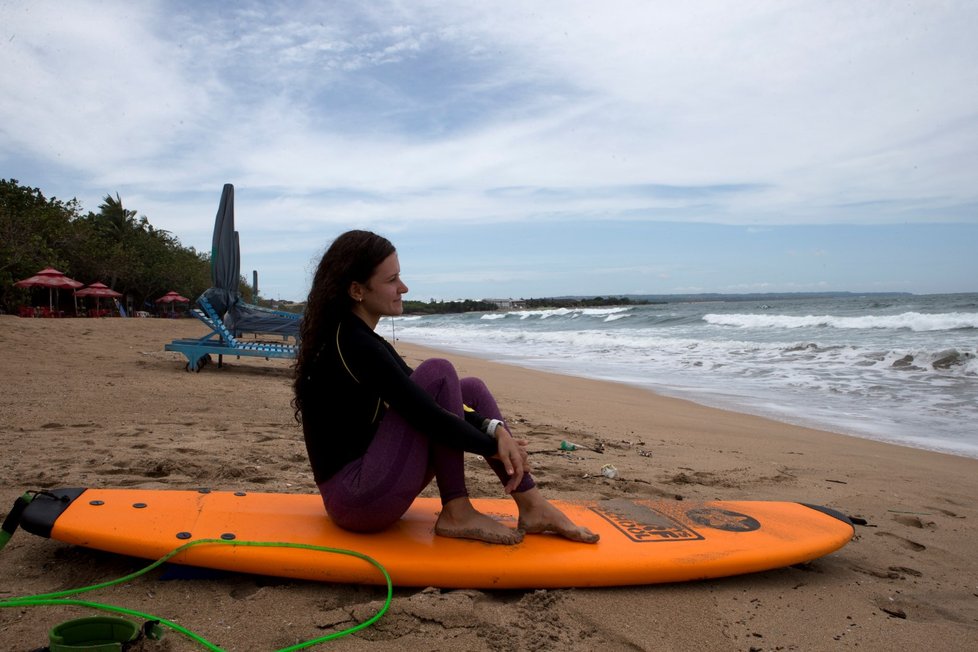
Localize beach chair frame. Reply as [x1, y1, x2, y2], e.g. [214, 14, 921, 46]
[164, 296, 297, 372]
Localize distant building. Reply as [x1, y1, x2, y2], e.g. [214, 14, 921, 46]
[484, 298, 526, 310]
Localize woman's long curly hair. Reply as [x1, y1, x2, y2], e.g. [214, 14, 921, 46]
[292, 230, 396, 423]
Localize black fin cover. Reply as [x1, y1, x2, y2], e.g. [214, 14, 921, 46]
[20, 488, 87, 538]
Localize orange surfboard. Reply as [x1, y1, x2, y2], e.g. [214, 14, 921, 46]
[18, 488, 853, 588]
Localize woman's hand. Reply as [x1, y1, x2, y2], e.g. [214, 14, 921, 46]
[493, 426, 530, 494]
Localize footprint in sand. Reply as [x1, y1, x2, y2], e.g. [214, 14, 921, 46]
[875, 531, 926, 551]
[892, 514, 936, 529]
[927, 506, 966, 519]
[852, 564, 923, 579]
[889, 565, 923, 577]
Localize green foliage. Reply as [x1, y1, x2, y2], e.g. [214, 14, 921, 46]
[1, 179, 218, 314]
[251, 297, 302, 314]
[0, 179, 80, 306]
[401, 299, 499, 315]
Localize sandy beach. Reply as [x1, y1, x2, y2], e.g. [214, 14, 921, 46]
[1, 315, 976, 651]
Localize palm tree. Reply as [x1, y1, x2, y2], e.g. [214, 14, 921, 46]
[96, 193, 137, 239]
[92, 193, 143, 291]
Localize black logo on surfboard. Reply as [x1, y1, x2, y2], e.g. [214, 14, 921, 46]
[591, 499, 704, 543]
[685, 508, 760, 532]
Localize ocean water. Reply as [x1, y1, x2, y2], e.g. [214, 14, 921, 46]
[390, 293, 978, 459]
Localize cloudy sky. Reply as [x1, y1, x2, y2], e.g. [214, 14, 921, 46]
[2, 1, 976, 300]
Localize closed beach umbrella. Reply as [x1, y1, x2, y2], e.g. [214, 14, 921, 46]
[13, 267, 84, 312]
[208, 183, 239, 314]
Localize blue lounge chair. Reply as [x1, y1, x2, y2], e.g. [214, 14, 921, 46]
[165, 295, 297, 372]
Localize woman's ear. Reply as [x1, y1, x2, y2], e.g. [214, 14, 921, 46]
[348, 281, 363, 303]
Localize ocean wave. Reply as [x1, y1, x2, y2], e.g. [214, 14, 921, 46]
[703, 311, 978, 332]
[393, 295, 978, 457]
[477, 306, 634, 321]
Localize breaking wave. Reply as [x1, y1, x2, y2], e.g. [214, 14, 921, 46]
[703, 311, 978, 332]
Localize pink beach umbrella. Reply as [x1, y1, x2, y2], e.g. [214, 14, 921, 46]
[155, 291, 191, 315]
[75, 282, 123, 315]
[13, 267, 84, 311]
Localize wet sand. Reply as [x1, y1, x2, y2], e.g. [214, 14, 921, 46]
[1, 315, 976, 650]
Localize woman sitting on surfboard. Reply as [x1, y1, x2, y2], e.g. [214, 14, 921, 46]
[293, 230, 598, 545]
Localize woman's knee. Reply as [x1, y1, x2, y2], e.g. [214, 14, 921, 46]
[460, 376, 489, 396]
[414, 358, 458, 380]
[460, 376, 497, 414]
[411, 358, 460, 400]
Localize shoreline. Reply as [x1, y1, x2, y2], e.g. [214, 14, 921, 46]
[1, 316, 977, 650]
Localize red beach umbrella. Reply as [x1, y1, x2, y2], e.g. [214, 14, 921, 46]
[155, 291, 191, 315]
[75, 282, 123, 298]
[13, 267, 84, 311]
[155, 291, 190, 304]
[75, 282, 123, 316]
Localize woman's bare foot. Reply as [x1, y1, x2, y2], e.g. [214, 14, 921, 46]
[514, 488, 600, 543]
[435, 497, 524, 545]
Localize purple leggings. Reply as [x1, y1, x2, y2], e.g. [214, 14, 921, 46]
[318, 358, 535, 533]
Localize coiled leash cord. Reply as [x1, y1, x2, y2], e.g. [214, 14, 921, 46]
[0, 537, 393, 651]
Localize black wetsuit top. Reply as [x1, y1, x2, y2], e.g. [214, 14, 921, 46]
[301, 313, 498, 484]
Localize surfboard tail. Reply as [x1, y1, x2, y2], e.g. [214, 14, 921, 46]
[5, 488, 87, 543]
[1, 493, 34, 550]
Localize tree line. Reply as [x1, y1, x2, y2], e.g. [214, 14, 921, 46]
[0, 178, 248, 315]
[520, 296, 651, 309]
[396, 296, 651, 315]
[401, 299, 500, 314]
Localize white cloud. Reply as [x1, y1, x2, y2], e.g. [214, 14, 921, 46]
[2, 3, 212, 172]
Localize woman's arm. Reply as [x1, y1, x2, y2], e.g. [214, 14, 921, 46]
[341, 321, 499, 458]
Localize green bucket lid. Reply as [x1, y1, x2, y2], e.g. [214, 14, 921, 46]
[48, 616, 139, 652]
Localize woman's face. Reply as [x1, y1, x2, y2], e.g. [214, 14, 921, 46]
[351, 252, 409, 326]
